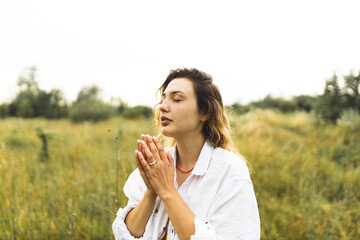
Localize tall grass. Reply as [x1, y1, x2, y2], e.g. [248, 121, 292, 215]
[229, 110, 360, 239]
[0, 117, 156, 239]
[0, 111, 359, 239]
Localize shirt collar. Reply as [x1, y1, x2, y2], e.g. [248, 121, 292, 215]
[168, 139, 214, 176]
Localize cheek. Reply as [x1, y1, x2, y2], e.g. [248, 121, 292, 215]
[176, 106, 201, 125]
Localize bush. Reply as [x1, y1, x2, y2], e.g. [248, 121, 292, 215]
[278, 99, 297, 113]
[251, 95, 297, 113]
[69, 99, 117, 122]
[293, 95, 315, 112]
[337, 108, 360, 131]
[229, 103, 250, 115]
[0, 103, 9, 118]
[122, 105, 153, 119]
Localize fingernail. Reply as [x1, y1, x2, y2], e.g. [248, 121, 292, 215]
[141, 140, 146, 145]
[152, 136, 157, 141]
[138, 151, 142, 157]
[146, 134, 151, 139]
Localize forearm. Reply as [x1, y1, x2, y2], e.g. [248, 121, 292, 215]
[161, 188, 195, 240]
[125, 190, 157, 237]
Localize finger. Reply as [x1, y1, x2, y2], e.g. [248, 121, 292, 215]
[141, 134, 147, 144]
[135, 150, 142, 170]
[141, 135, 149, 156]
[146, 135, 161, 160]
[152, 136, 168, 161]
[135, 150, 144, 171]
[137, 139, 141, 152]
[137, 139, 148, 162]
[137, 148, 152, 173]
[136, 150, 151, 180]
[167, 151, 175, 170]
[141, 140, 155, 163]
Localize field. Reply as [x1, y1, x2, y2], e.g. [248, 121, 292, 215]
[0, 110, 359, 239]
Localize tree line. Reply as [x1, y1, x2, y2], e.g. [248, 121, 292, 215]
[231, 72, 360, 123]
[1, 67, 359, 123]
[0, 67, 152, 122]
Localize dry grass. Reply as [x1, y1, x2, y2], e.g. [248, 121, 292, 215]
[0, 111, 359, 239]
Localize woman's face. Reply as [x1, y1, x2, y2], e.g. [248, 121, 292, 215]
[159, 78, 207, 139]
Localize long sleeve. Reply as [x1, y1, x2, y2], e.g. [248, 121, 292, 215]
[191, 179, 260, 240]
[112, 169, 147, 240]
[112, 142, 260, 240]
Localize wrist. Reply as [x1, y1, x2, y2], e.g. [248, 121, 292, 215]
[158, 186, 177, 202]
[145, 189, 157, 200]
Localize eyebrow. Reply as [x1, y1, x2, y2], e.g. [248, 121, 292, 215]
[161, 91, 186, 98]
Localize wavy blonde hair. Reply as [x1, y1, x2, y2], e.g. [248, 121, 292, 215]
[153, 68, 244, 159]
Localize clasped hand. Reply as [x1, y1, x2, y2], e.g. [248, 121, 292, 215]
[135, 134, 175, 198]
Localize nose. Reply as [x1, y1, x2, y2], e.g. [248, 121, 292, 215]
[159, 99, 169, 112]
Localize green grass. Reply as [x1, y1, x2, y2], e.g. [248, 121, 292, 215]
[0, 110, 359, 239]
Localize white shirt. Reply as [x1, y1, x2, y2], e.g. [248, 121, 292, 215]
[112, 139, 260, 240]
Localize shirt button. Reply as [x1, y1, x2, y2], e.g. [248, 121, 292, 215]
[155, 209, 159, 213]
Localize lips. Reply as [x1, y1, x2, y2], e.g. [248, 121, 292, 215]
[161, 116, 172, 121]
[160, 116, 172, 126]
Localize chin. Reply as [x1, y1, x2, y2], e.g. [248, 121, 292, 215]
[161, 130, 172, 138]
[161, 127, 175, 138]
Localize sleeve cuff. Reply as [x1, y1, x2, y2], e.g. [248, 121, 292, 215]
[112, 204, 144, 240]
[191, 216, 217, 239]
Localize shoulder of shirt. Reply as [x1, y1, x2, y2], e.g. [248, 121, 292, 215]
[123, 168, 147, 197]
[211, 147, 251, 182]
[125, 168, 143, 187]
[128, 167, 140, 178]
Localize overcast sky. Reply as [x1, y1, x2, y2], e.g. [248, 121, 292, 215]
[1, 0, 360, 106]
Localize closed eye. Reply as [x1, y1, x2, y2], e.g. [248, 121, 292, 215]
[161, 91, 186, 103]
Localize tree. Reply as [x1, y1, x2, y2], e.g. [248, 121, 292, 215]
[250, 95, 297, 113]
[11, 67, 40, 117]
[8, 66, 68, 118]
[34, 89, 68, 118]
[17, 66, 39, 92]
[293, 95, 315, 112]
[230, 103, 250, 115]
[75, 85, 101, 103]
[123, 105, 153, 119]
[0, 103, 9, 118]
[69, 85, 116, 122]
[343, 71, 360, 111]
[47, 89, 68, 118]
[314, 74, 342, 123]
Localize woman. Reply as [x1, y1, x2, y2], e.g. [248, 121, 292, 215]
[112, 68, 260, 239]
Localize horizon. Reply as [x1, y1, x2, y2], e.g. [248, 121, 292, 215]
[1, 0, 360, 107]
[0, 65, 354, 107]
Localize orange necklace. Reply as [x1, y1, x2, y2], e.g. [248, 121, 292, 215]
[176, 164, 194, 174]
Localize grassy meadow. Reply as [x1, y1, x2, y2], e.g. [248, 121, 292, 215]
[0, 110, 359, 239]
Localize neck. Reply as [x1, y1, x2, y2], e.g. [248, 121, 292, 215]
[174, 132, 206, 170]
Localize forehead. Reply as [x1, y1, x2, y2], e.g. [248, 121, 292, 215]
[164, 78, 194, 95]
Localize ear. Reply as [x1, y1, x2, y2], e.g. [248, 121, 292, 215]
[200, 113, 210, 122]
